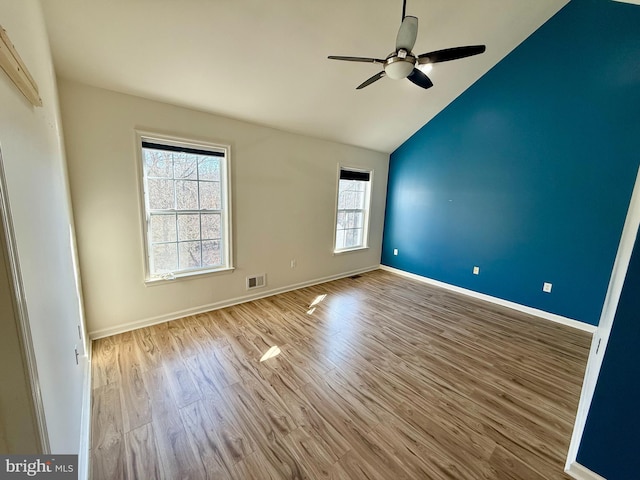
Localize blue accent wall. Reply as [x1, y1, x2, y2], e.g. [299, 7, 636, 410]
[381, 0, 640, 325]
[577, 228, 640, 478]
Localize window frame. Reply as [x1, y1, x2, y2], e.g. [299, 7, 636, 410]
[136, 131, 233, 284]
[333, 165, 373, 254]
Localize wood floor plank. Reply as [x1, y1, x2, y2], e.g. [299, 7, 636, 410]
[117, 339, 152, 432]
[285, 428, 337, 480]
[223, 381, 297, 441]
[265, 372, 351, 460]
[124, 423, 161, 480]
[92, 338, 121, 389]
[183, 354, 224, 398]
[389, 401, 495, 479]
[248, 433, 311, 480]
[164, 361, 201, 409]
[298, 380, 379, 442]
[487, 444, 549, 480]
[132, 328, 163, 372]
[200, 391, 256, 465]
[365, 420, 480, 480]
[231, 449, 290, 480]
[143, 367, 205, 480]
[91, 383, 126, 479]
[168, 317, 202, 359]
[179, 400, 232, 479]
[90, 270, 591, 480]
[152, 331, 202, 408]
[337, 448, 394, 480]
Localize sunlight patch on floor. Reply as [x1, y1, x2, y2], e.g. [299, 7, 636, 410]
[260, 345, 281, 362]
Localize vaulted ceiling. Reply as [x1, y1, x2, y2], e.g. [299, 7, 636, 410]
[41, 0, 569, 153]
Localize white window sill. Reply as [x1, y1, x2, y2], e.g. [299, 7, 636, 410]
[145, 266, 235, 286]
[333, 246, 369, 256]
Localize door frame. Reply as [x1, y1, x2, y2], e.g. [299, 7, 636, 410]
[0, 148, 50, 452]
[565, 165, 640, 473]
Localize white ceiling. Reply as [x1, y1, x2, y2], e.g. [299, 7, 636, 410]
[40, 0, 568, 153]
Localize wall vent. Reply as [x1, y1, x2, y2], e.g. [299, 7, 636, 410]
[246, 274, 266, 290]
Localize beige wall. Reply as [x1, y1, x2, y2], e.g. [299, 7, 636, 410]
[58, 80, 389, 337]
[0, 0, 87, 458]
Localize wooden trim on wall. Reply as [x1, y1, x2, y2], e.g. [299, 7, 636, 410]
[0, 25, 42, 107]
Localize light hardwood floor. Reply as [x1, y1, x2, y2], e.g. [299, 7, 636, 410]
[90, 270, 591, 479]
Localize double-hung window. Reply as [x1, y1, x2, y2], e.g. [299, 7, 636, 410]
[139, 134, 232, 281]
[334, 167, 372, 252]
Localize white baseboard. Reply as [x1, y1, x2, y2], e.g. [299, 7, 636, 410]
[89, 265, 379, 339]
[77, 347, 92, 480]
[566, 462, 606, 480]
[379, 265, 597, 333]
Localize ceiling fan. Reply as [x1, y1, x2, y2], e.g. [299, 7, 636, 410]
[328, 0, 486, 90]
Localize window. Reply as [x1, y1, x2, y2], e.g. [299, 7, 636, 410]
[139, 134, 232, 281]
[334, 167, 372, 252]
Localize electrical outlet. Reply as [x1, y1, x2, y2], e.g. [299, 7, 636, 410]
[473, 266, 480, 275]
[393, 249, 398, 256]
[543, 282, 552, 293]
[290, 259, 297, 269]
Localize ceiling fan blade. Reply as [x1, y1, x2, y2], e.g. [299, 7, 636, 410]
[396, 16, 418, 52]
[356, 71, 386, 90]
[407, 68, 433, 89]
[328, 56, 385, 64]
[417, 45, 486, 64]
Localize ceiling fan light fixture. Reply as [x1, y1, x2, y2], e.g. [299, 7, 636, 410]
[385, 56, 415, 80]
